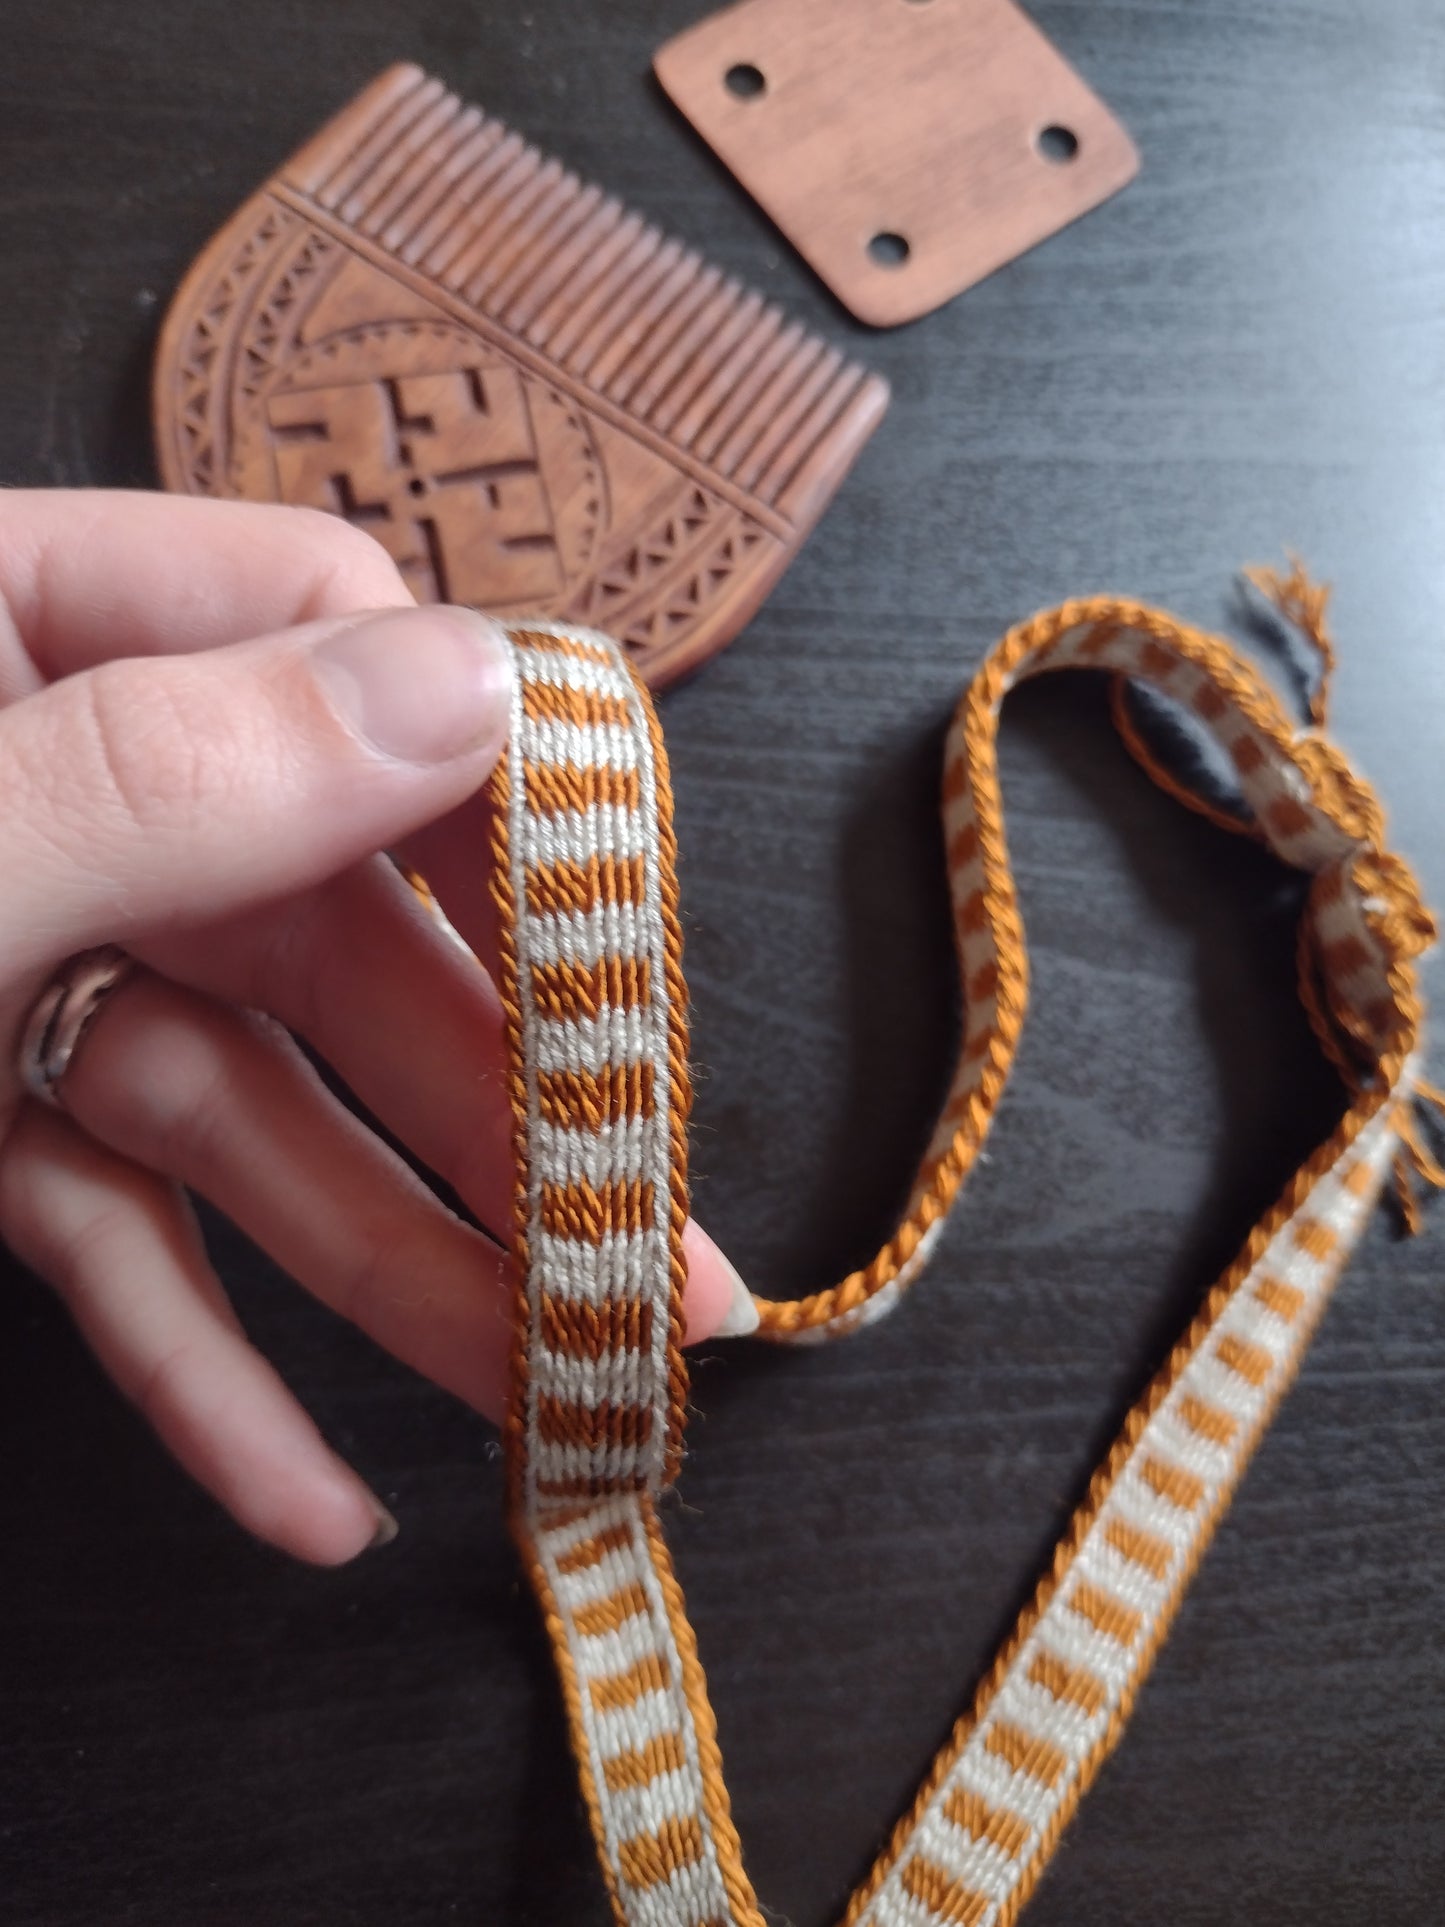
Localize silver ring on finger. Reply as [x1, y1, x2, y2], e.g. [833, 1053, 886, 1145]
[16, 945, 138, 1110]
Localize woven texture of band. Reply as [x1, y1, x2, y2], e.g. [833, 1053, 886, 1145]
[486, 600, 1435, 1927]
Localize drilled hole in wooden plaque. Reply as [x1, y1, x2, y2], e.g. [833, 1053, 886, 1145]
[867, 232, 911, 268]
[725, 62, 767, 98]
[1037, 123, 1080, 162]
[655, 0, 1138, 325]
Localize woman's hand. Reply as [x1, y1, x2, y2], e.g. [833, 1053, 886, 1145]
[0, 490, 751, 1566]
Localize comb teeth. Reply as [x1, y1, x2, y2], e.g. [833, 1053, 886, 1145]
[286, 64, 883, 513]
[155, 63, 888, 687]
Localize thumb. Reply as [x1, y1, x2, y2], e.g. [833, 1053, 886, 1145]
[0, 604, 514, 976]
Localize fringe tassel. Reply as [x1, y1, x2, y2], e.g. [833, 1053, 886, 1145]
[1392, 1082, 1445, 1235]
[1244, 553, 1337, 726]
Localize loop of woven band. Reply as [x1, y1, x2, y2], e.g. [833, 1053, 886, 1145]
[486, 602, 1431, 1927]
[489, 621, 691, 1511]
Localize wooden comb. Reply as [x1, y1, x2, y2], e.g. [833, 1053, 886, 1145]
[153, 64, 889, 686]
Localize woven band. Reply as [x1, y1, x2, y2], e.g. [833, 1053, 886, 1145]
[486, 600, 1436, 1927]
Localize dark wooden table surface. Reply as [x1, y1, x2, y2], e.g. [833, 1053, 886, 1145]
[2, 3, 1442, 1922]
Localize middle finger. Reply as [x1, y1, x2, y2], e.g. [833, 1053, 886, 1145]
[62, 967, 514, 1417]
[143, 858, 516, 1234]
[138, 858, 745, 1340]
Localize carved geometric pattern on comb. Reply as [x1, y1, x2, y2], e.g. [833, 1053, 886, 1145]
[154, 63, 888, 686]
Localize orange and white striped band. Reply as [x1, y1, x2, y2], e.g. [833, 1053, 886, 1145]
[484, 594, 1436, 1927]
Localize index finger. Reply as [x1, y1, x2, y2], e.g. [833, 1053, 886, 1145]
[0, 491, 409, 697]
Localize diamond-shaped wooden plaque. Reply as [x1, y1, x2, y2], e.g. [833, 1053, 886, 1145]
[655, 0, 1139, 328]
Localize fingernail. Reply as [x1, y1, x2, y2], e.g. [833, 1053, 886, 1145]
[312, 606, 512, 764]
[368, 1497, 400, 1548]
[712, 1255, 760, 1339]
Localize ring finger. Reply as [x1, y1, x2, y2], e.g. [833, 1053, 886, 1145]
[56, 967, 515, 1420]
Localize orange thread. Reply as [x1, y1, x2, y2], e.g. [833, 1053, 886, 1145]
[752, 589, 1396, 1340]
[1026, 1650, 1107, 1718]
[485, 748, 534, 1517]
[1393, 1152, 1423, 1237]
[520, 677, 633, 728]
[537, 1177, 655, 1243]
[1293, 1219, 1338, 1263]
[525, 851, 646, 917]
[490, 599, 1434, 1927]
[943, 1787, 1032, 1857]
[1397, 1102, 1445, 1188]
[524, 758, 641, 815]
[535, 1395, 654, 1454]
[555, 1520, 634, 1575]
[897, 1857, 990, 1926]
[538, 1293, 654, 1362]
[1176, 1394, 1239, 1445]
[983, 1721, 1070, 1788]
[640, 1499, 770, 1927]
[631, 650, 695, 1488]
[1067, 1580, 1144, 1645]
[1102, 1516, 1174, 1580]
[1214, 1333, 1275, 1388]
[589, 1651, 672, 1714]
[512, 1513, 630, 1926]
[603, 1731, 689, 1792]
[1138, 1455, 1206, 1513]
[1253, 1276, 1307, 1324]
[617, 1816, 705, 1889]
[572, 1582, 652, 1639]
[1391, 1100, 1445, 1236]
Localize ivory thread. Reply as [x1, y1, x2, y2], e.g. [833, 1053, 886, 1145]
[483, 589, 1437, 1927]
